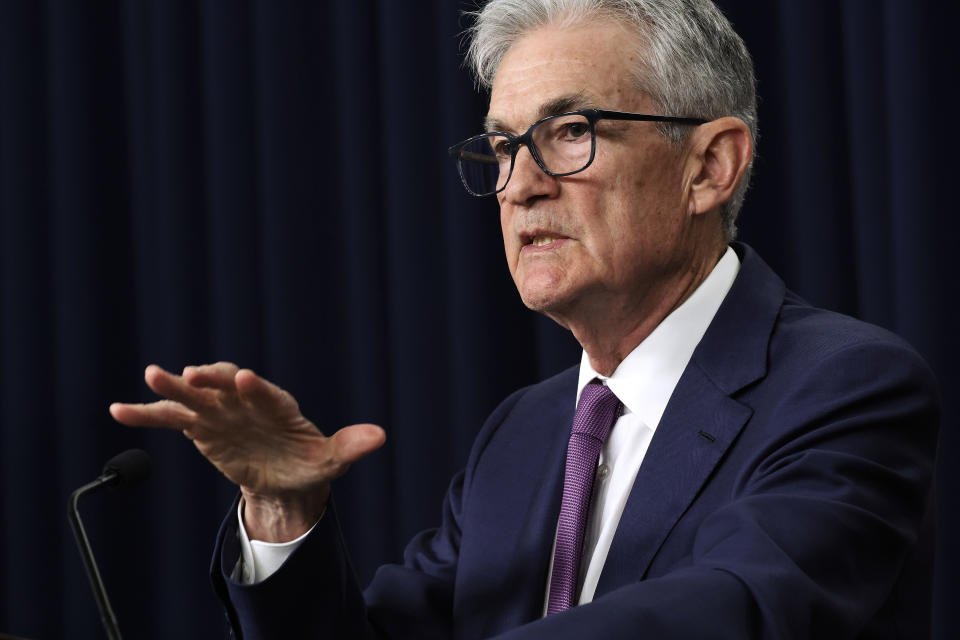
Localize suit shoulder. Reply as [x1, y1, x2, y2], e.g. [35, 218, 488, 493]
[465, 365, 579, 467]
[768, 291, 939, 398]
[486, 365, 578, 420]
[776, 292, 927, 361]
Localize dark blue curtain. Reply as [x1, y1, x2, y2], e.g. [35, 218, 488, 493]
[0, 1, 956, 638]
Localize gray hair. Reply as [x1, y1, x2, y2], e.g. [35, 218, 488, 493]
[465, 0, 757, 240]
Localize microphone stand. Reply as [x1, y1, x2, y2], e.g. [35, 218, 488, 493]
[67, 475, 122, 640]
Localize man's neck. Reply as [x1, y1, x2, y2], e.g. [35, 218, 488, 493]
[563, 245, 726, 376]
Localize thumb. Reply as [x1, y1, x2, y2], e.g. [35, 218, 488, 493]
[327, 423, 387, 478]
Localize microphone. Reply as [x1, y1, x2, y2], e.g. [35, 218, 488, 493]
[100, 449, 152, 489]
[67, 449, 152, 640]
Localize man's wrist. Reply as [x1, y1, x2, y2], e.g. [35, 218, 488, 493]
[240, 485, 329, 543]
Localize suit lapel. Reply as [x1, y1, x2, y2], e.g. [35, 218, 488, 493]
[502, 399, 570, 623]
[457, 370, 576, 637]
[596, 366, 752, 591]
[595, 243, 785, 593]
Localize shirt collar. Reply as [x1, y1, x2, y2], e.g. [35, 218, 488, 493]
[576, 246, 740, 431]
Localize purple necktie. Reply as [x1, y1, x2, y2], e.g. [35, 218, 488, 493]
[546, 380, 622, 614]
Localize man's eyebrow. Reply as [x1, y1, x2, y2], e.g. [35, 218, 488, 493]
[537, 93, 596, 120]
[484, 93, 597, 133]
[484, 116, 510, 133]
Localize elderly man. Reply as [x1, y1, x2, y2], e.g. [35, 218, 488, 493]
[111, 0, 938, 638]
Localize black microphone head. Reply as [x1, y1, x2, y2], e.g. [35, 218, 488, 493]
[102, 448, 152, 489]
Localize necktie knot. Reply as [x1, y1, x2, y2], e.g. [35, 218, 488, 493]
[571, 381, 622, 441]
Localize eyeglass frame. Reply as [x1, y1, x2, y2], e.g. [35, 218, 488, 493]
[447, 108, 708, 197]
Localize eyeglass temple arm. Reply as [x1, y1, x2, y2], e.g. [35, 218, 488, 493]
[593, 109, 707, 125]
[453, 149, 500, 165]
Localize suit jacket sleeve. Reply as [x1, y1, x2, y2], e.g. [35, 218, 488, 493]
[210, 386, 531, 640]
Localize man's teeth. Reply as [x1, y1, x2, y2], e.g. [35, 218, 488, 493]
[532, 236, 559, 247]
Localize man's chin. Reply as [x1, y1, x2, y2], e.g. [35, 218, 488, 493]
[518, 288, 574, 325]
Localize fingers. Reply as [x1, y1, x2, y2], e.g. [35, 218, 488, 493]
[183, 361, 240, 391]
[235, 368, 298, 412]
[109, 399, 198, 430]
[145, 364, 215, 409]
[326, 423, 387, 478]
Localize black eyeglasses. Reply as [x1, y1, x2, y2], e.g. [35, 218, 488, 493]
[448, 109, 707, 197]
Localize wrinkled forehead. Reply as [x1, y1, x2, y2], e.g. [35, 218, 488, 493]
[487, 20, 649, 133]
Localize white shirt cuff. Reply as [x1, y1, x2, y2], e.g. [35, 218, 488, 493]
[233, 498, 318, 584]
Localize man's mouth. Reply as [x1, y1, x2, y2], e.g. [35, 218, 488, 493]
[520, 232, 570, 252]
[530, 235, 563, 247]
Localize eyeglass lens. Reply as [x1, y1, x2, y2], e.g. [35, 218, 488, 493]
[456, 113, 593, 196]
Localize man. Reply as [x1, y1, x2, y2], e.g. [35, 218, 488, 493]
[111, 0, 939, 638]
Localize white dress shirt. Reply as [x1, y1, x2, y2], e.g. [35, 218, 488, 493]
[238, 247, 740, 594]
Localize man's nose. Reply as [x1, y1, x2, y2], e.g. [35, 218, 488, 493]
[501, 145, 560, 205]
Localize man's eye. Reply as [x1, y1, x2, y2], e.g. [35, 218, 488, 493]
[493, 139, 516, 157]
[561, 122, 590, 140]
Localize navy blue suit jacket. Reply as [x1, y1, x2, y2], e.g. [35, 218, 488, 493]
[211, 244, 939, 639]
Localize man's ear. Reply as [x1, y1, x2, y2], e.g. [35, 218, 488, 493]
[687, 117, 752, 216]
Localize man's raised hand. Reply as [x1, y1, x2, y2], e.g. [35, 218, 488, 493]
[109, 362, 386, 541]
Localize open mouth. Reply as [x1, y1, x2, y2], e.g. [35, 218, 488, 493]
[520, 231, 570, 249]
[530, 235, 563, 247]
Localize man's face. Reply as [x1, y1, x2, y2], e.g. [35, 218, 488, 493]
[489, 20, 700, 327]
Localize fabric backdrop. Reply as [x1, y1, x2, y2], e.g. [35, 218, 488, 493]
[1, 1, 956, 638]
